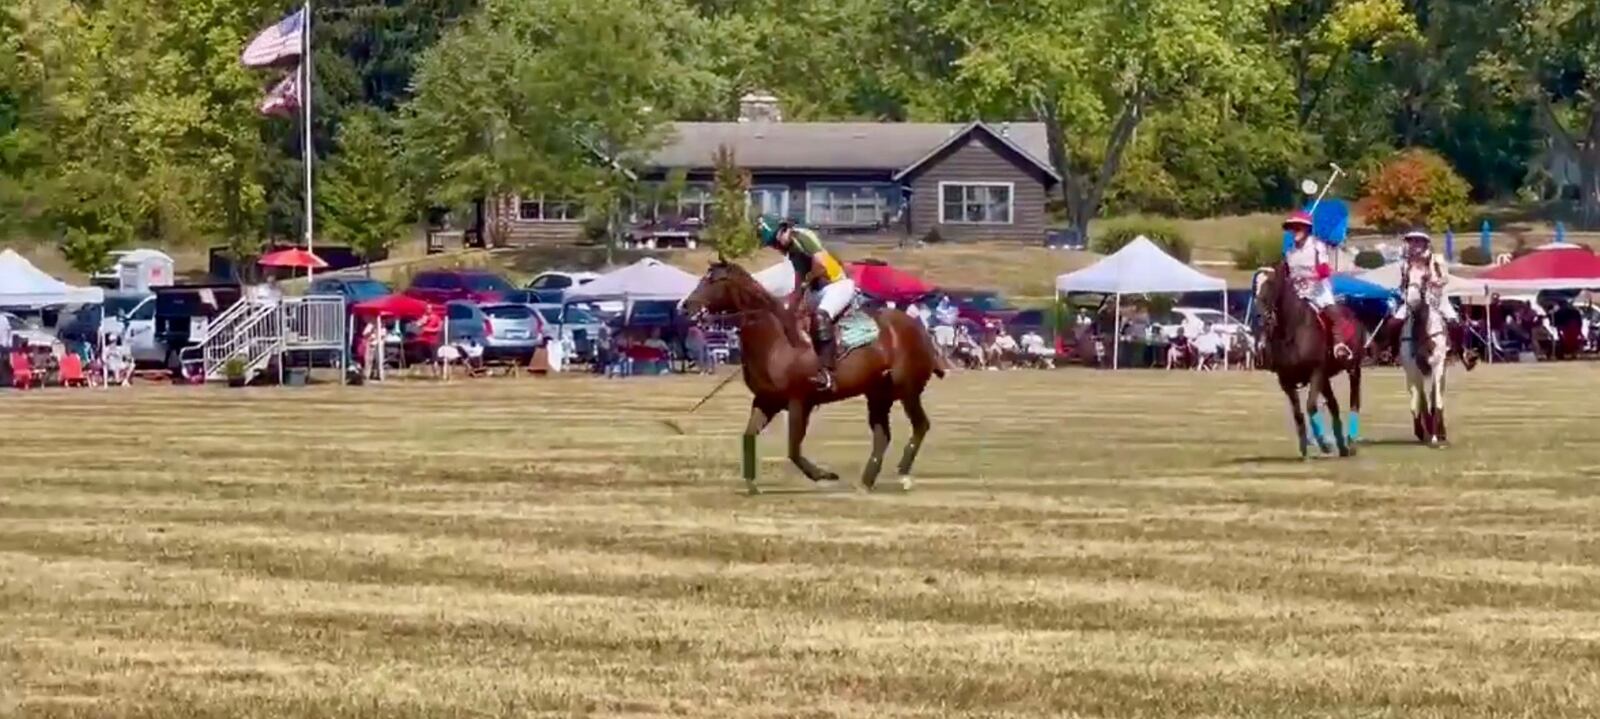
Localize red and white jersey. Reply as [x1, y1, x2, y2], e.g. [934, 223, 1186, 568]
[1284, 237, 1335, 298]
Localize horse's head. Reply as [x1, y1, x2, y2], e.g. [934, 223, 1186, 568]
[681, 259, 766, 322]
[1252, 265, 1286, 336]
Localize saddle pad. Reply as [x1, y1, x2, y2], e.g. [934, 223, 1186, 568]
[838, 304, 881, 351]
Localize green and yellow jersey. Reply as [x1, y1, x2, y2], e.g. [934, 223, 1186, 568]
[784, 227, 846, 290]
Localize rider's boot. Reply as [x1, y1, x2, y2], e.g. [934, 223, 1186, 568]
[811, 310, 837, 392]
[1324, 307, 1354, 361]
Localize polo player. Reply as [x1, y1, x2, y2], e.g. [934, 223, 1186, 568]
[1283, 210, 1357, 359]
[1389, 229, 1461, 330]
[756, 215, 858, 391]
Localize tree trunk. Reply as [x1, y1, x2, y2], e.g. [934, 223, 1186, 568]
[1040, 92, 1143, 250]
[1583, 106, 1600, 230]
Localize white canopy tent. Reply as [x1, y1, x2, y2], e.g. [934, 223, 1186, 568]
[565, 258, 700, 303]
[1054, 237, 1228, 368]
[1355, 261, 1482, 297]
[0, 249, 105, 308]
[753, 261, 795, 297]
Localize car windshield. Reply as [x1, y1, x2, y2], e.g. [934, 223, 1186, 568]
[105, 296, 146, 317]
[958, 293, 1012, 311]
[465, 274, 513, 292]
[483, 305, 533, 320]
[346, 279, 391, 301]
[563, 307, 598, 323]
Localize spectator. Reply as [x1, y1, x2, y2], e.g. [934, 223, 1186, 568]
[934, 296, 959, 327]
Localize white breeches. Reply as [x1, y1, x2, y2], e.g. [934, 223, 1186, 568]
[1298, 284, 1335, 309]
[815, 278, 857, 319]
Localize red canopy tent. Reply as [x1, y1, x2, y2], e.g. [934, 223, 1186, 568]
[1476, 245, 1600, 292]
[352, 294, 434, 320]
[847, 260, 932, 304]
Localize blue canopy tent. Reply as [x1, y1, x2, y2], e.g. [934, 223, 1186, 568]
[1330, 273, 1393, 300]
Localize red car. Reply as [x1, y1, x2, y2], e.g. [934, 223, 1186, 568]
[404, 270, 515, 305]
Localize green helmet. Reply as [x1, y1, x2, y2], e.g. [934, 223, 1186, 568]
[755, 215, 785, 246]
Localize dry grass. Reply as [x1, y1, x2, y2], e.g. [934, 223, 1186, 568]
[4, 364, 1600, 717]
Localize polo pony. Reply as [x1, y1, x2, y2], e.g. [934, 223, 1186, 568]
[1398, 282, 1451, 446]
[680, 261, 944, 493]
[1253, 262, 1363, 459]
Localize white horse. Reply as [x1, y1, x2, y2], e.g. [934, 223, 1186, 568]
[1398, 282, 1451, 446]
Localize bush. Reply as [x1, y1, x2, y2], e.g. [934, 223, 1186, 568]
[1231, 232, 1284, 270]
[1093, 218, 1192, 263]
[1362, 148, 1472, 234]
[1458, 245, 1492, 266]
[1353, 249, 1387, 270]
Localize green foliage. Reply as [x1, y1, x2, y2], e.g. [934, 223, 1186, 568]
[1362, 149, 1473, 233]
[1093, 218, 1192, 263]
[1232, 233, 1285, 271]
[320, 110, 410, 266]
[1458, 245, 1492, 266]
[1353, 249, 1387, 270]
[704, 144, 756, 260]
[222, 357, 247, 380]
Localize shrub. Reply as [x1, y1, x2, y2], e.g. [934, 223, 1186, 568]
[1093, 218, 1192, 263]
[1353, 249, 1387, 270]
[1362, 148, 1472, 234]
[1458, 245, 1492, 266]
[1231, 232, 1284, 270]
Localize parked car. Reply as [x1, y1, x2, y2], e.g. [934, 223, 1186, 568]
[1154, 306, 1250, 342]
[402, 300, 492, 363]
[1006, 308, 1053, 340]
[479, 302, 548, 360]
[940, 289, 1021, 329]
[1, 311, 59, 349]
[57, 291, 153, 345]
[404, 270, 515, 305]
[154, 283, 243, 371]
[526, 270, 623, 314]
[308, 275, 392, 304]
[534, 303, 603, 360]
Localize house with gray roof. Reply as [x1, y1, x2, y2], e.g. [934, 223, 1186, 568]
[494, 94, 1060, 246]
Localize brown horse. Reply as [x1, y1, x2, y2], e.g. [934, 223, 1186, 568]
[1253, 262, 1362, 459]
[681, 261, 944, 492]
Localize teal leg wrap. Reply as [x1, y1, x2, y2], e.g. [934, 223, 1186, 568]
[1308, 411, 1327, 444]
[1347, 411, 1360, 442]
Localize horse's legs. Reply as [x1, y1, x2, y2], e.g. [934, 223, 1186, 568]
[1319, 374, 1352, 457]
[1304, 368, 1333, 455]
[1433, 358, 1449, 445]
[1280, 377, 1310, 459]
[742, 401, 779, 494]
[1346, 364, 1363, 444]
[861, 391, 893, 491]
[786, 399, 837, 482]
[896, 393, 931, 488]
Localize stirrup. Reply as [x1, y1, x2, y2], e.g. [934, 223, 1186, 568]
[1333, 343, 1353, 360]
[811, 370, 834, 391]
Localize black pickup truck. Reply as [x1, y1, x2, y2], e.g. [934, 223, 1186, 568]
[154, 283, 243, 371]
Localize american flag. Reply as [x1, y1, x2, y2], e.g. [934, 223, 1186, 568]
[259, 68, 300, 117]
[240, 7, 305, 68]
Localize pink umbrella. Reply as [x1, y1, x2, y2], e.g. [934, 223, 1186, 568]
[257, 247, 328, 269]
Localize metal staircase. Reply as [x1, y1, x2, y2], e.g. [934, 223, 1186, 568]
[178, 294, 347, 383]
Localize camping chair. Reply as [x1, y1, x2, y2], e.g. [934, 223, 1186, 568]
[9, 351, 35, 389]
[59, 352, 88, 388]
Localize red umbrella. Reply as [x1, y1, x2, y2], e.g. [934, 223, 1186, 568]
[258, 247, 328, 269]
[352, 294, 433, 320]
[847, 260, 932, 303]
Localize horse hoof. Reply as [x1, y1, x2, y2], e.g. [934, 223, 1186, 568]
[1339, 446, 1355, 458]
[1317, 441, 1334, 455]
[815, 472, 840, 483]
[746, 483, 761, 496]
[899, 476, 915, 492]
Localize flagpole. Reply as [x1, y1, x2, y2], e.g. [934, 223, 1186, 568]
[302, 0, 314, 282]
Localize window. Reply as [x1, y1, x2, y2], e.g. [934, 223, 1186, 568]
[464, 274, 513, 292]
[518, 195, 583, 222]
[447, 303, 477, 321]
[806, 184, 893, 226]
[939, 182, 1013, 225]
[675, 184, 713, 222]
[749, 186, 789, 218]
[529, 275, 572, 290]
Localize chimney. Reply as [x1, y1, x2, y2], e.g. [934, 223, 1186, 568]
[738, 91, 783, 123]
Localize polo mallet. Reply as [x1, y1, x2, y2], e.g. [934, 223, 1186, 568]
[1309, 163, 1344, 213]
[660, 369, 742, 435]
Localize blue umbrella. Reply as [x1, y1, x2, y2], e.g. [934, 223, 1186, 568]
[1557, 221, 1566, 243]
[1331, 273, 1394, 301]
[1444, 229, 1454, 261]
[1480, 220, 1491, 256]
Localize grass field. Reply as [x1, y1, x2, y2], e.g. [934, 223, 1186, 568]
[4, 365, 1600, 717]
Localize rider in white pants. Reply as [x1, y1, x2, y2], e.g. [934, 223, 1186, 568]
[756, 216, 857, 390]
[1390, 229, 1460, 324]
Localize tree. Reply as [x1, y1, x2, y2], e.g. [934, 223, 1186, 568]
[925, 0, 1272, 241]
[1362, 148, 1471, 232]
[1478, 0, 1600, 227]
[402, 0, 721, 245]
[320, 110, 410, 269]
[704, 144, 756, 259]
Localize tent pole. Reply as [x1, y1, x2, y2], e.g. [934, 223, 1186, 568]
[1112, 294, 1121, 370]
[1222, 289, 1230, 371]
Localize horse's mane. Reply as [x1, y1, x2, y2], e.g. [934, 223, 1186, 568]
[713, 261, 807, 348]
